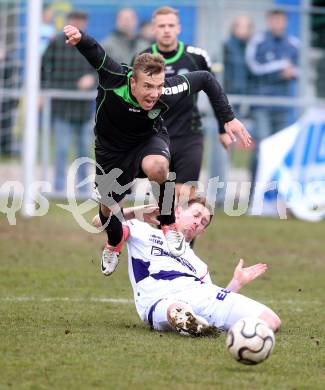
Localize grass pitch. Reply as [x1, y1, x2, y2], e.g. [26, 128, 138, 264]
[0, 203, 324, 390]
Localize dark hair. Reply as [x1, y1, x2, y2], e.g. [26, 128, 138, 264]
[133, 53, 165, 79]
[178, 196, 214, 226]
[267, 9, 286, 18]
[67, 10, 88, 20]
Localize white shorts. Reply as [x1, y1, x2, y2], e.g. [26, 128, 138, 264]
[144, 282, 268, 332]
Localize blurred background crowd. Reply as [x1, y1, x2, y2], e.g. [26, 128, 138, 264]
[0, 0, 324, 211]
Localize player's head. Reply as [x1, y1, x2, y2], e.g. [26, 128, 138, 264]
[231, 15, 253, 41]
[116, 8, 138, 37]
[152, 6, 180, 51]
[175, 196, 213, 242]
[131, 53, 165, 110]
[267, 10, 287, 37]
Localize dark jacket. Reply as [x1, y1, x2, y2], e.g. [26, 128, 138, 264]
[41, 32, 95, 122]
[224, 34, 254, 95]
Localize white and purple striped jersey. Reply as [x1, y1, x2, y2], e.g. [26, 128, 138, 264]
[125, 219, 211, 321]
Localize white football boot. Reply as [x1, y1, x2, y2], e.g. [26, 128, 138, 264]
[101, 244, 120, 276]
[100, 225, 129, 276]
[162, 223, 186, 257]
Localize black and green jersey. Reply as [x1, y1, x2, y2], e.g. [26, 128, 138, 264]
[76, 33, 234, 152]
[140, 42, 218, 138]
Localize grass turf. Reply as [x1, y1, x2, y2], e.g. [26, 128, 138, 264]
[0, 203, 324, 389]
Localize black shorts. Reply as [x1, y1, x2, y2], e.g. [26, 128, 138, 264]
[95, 132, 170, 204]
[169, 133, 203, 184]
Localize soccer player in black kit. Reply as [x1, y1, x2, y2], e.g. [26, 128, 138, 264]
[63, 24, 251, 276]
[140, 6, 233, 202]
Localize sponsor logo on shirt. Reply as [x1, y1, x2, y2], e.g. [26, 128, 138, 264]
[163, 82, 188, 95]
[165, 65, 175, 75]
[129, 108, 141, 113]
[151, 246, 196, 273]
[149, 234, 164, 246]
[148, 108, 161, 119]
[186, 45, 212, 67]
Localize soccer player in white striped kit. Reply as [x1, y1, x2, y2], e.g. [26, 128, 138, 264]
[94, 197, 281, 336]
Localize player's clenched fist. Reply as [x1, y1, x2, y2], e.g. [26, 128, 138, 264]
[63, 25, 82, 45]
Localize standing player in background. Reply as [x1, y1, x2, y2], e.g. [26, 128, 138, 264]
[138, 7, 233, 204]
[63, 24, 250, 276]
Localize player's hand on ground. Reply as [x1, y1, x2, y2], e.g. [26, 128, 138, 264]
[63, 25, 82, 45]
[233, 258, 268, 288]
[224, 118, 252, 148]
[133, 204, 160, 225]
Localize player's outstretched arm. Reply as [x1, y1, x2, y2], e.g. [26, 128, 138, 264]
[224, 118, 252, 148]
[92, 204, 160, 228]
[170, 71, 251, 148]
[123, 204, 160, 225]
[63, 25, 125, 88]
[63, 25, 82, 45]
[226, 258, 268, 292]
[219, 133, 233, 149]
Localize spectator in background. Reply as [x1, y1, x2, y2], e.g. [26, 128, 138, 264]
[139, 20, 155, 44]
[0, 44, 19, 156]
[101, 8, 149, 65]
[246, 10, 300, 199]
[39, 4, 56, 56]
[41, 11, 96, 195]
[206, 16, 254, 208]
[224, 15, 254, 114]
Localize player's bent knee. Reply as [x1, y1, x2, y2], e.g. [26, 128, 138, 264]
[142, 156, 169, 184]
[259, 309, 281, 332]
[147, 165, 168, 184]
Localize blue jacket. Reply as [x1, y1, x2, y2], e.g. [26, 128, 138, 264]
[246, 31, 299, 96]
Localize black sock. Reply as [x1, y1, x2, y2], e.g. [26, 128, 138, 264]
[99, 206, 123, 247]
[158, 180, 175, 226]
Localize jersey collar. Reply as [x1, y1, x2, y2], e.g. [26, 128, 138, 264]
[151, 41, 185, 65]
[113, 71, 141, 108]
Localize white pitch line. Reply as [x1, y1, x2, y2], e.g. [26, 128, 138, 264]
[0, 297, 322, 305]
[1, 296, 133, 304]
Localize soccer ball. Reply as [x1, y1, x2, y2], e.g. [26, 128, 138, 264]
[226, 317, 275, 365]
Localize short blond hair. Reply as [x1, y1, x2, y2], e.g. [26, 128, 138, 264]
[152, 6, 179, 20]
[133, 52, 165, 79]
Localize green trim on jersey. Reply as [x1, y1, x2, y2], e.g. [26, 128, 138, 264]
[95, 90, 107, 124]
[96, 52, 107, 71]
[151, 42, 185, 65]
[112, 71, 140, 107]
